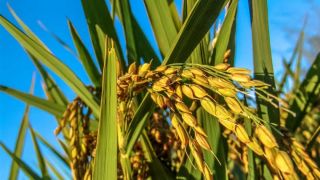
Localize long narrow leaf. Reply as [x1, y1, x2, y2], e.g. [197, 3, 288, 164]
[35, 131, 69, 168]
[249, 0, 279, 125]
[93, 48, 117, 179]
[0, 85, 65, 116]
[163, 0, 227, 64]
[68, 20, 101, 87]
[0, 16, 100, 117]
[286, 53, 320, 131]
[9, 75, 35, 179]
[0, 143, 41, 180]
[29, 125, 49, 178]
[9, 106, 30, 180]
[212, 0, 238, 64]
[81, 0, 124, 69]
[144, 0, 178, 55]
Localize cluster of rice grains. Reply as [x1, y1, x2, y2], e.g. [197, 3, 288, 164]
[117, 61, 320, 180]
[55, 60, 320, 180]
[55, 96, 97, 179]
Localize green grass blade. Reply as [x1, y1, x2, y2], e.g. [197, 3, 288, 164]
[163, 0, 227, 64]
[0, 143, 42, 180]
[286, 53, 320, 131]
[144, 0, 178, 55]
[249, 0, 279, 125]
[117, 0, 138, 64]
[278, 31, 304, 92]
[113, 0, 160, 67]
[29, 125, 49, 178]
[0, 16, 100, 117]
[35, 131, 69, 168]
[30, 56, 68, 106]
[81, 0, 124, 69]
[212, 0, 238, 64]
[9, 76, 35, 179]
[0, 85, 65, 116]
[124, 94, 154, 155]
[8, 5, 69, 106]
[93, 48, 117, 180]
[68, 20, 101, 87]
[9, 105, 30, 180]
[167, 0, 181, 30]
[7, 5, 47, 48]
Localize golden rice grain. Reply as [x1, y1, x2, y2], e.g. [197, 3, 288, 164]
[182, 85, 195, 99]
[181, 112, 197, 127]
[255, 125, 278, 148]
[190, 84, 208, 98]
[225, 97, 242, 114]
[275, 150, 294, 174]
[234, 125, 250, 143]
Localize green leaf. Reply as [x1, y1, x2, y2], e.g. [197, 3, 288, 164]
[0, 143, 42, 180]
[93, 48, 117, 180]
[0, 85, 65, 117]
[113, 0, 160, 66]
[249, 0, 279, 125]
[81, 0, 124, 69]
[278, 30, 304, 92]
[68, 20, 101, 87]
[124, 94, 154, 155]
[163, 0, 227, 64]
[286, 53, 320, 131]
[167, 0, 182, 30]
[0, 16, 100, 117]
[144, 0, 178, 55]
[116, 0, 138, 64]
[35, 131, 69, 168]
[212, 0, 238, 64]
[9, 76, 35, 179]
[30, 56, 69, 106]
[29, 125, 49, 179]
[9, 105, 30, 180]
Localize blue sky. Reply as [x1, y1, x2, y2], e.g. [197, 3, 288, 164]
[0, 0, 319, 179]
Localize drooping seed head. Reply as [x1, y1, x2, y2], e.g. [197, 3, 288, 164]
[213, 63, 230, 71]
[234, 125, 250, 143]
[176, 124, 188, 149]
[189, 68, 205, 76]
[255, 125, 278, 148]
[200, 97, 216, 116]
[189, 141, 204, 172]
[208, 77, 235, 89]
[247, 140, 264, 156]
[203, 163, 213, 180]
[193, 75, 209, 87]
[154, 65, 167, 73]
[194, 125, 207, 137]
[225, 97, 243, 114]
[275, 150, 294, 174]
[215, 105, 233, 120]
[218, 118, 236, 131]
[175, 102, 191, 114]
[217, 88, 237, 97]
[182, 85, 195, 99]
[175, 85, 183, 98]
[128, 62, 137, 74]
[181, 112, 197, 127]
[164, 67, 179, 75]
[181, 69, 194, 79]
[195, 132, 211, 151]
[227, 67, 251, 75]
[138, 63, 151, 76]
[190, 84, 208, 98]
[231, 73, 251, 83]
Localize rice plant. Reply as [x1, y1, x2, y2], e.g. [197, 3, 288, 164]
[0, 0, 320, 180]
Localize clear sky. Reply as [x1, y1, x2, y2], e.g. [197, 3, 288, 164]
[0, 0, 319, 179]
